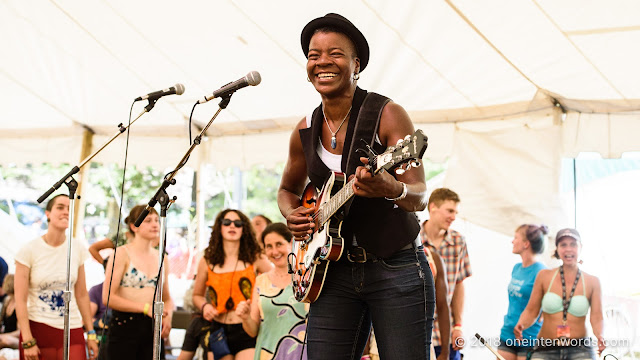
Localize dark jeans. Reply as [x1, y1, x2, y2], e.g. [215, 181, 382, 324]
[307, 246, 435, 360]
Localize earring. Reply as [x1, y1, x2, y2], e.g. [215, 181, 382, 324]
[353, 73, 360, 80]
[307, 77, 311, 82]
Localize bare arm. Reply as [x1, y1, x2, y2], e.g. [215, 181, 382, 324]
[254, 254, 274, 275]
[75, 265, 95, 332]
[88, 238, 115, 264]
[161, 256, 174, 338]
[237, 283, 261, 337]
[352, 102, 427, 212]
[14, 262, 33, 341]
[588, 275, 605, 354]
[432, 251, 450, 359]
[451, 281, 464, 326]
[450, 280, 465, 350]
[75, 265, 98, 359]
[514, 271, 546, 339]
[277, 118, 315, 239]
[193, 257, 218, 321]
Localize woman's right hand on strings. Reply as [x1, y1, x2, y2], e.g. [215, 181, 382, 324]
[202, 303, 218, 321]
[24, 344, 40, 360]
[285, 206, 315, 241]
[235, 300, 251, 320]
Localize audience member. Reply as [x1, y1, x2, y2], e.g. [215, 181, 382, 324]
[498, 224, 548, 360]
[102, 205, 174, 360]
[0, 258, 7, 303]
[423, 243, 451, 360]
[89, 232, 131, 266]
[422, 188, 471, 360]
[236, 223, 308, 359]
[515, 228, 605, 359]
[186, 209, 271, 360]
[0, 275, 18, 350]
[250, 215, 271, 247]
[88, 259, 111, 343]
[15, 194, 98, 360]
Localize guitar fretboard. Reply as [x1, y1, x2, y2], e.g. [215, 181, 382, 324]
[317, 176, 357, 225]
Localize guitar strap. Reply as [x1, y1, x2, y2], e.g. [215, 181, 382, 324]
[343, 92, 391, 218]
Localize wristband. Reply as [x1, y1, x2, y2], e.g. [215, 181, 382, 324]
[143, 303, 151, 316]
[361, 356, 371, 360]
[22, 338, 37, 349]
[201, 302, 210, 314]
[87, 332, 97, 341]
[453, 324, 463, 331]
[385, 182, 407, 201]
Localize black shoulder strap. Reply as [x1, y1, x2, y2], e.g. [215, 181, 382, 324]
[343, 92, 390, 217]
[344, 92, 391, 177]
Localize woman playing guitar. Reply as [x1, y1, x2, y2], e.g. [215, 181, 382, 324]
[277, 13, 435, 360]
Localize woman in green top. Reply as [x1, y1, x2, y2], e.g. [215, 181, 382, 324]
[236, 223, 308, 360]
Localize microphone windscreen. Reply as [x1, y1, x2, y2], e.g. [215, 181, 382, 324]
[246, 71, 261, 86]
[174, 83, 186, 95]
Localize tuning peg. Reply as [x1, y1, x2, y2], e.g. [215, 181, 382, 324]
[395, 167, 406, 175]
[411, 159, 422, 168]
[396, 138, 404, 146]
[404, 134, 411, 141]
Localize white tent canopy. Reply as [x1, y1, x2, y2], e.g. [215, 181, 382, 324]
[2, 0, 640, 235]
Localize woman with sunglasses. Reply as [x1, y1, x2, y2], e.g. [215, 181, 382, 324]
[190, 209, 272, 360]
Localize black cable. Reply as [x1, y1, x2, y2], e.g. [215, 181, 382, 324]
[99, 100, 135, 352]
[299, 313, 309, 360]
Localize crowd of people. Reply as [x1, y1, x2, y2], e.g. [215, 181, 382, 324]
[1, 12, 608, 360]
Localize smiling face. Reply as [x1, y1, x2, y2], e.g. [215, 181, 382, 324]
[428, 200, 458, 231]
[263, 232, 291, 269]
[221, 211, 243, 242]
[45, 195, 70, 231]
[556, 237, 581, 265]
[306, 31, 359, 97]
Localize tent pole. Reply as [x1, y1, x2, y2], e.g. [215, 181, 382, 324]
[73, 128, 94, 239]
[573, 158, 577, 228]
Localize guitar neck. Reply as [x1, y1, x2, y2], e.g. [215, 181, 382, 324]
[318, 176, 356, 225]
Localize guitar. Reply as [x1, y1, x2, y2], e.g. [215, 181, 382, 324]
[289, 129, 429, 302]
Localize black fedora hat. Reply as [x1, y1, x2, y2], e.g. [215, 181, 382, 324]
[300, 13, 370, 72]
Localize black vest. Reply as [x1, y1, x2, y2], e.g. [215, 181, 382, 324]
[299, 87, 420, 258]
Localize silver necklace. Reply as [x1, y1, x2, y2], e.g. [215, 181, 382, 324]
[323, 106, 352, 149]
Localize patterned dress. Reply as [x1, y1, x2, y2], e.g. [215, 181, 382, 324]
[254, 273, 308, 360]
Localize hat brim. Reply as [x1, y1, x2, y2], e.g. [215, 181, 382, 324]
[301, 14, 369, 72]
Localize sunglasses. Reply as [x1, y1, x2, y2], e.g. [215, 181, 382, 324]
[222, 219, 243, 227]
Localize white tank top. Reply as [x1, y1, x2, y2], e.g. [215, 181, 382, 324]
[306, 111, 383, 173]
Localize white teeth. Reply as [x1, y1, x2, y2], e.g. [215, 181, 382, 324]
[318, 73, 337, 79]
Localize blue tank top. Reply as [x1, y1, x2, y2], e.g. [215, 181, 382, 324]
[500, 262, 546, 343]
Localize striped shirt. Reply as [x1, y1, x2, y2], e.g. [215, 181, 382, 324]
[423, 227, 472, 347]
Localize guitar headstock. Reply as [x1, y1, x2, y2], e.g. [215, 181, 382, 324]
[372, 129, 428, 175]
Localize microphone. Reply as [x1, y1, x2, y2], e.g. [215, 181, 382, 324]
[135, 83, 185, 101]
[198, 71, 261, 104]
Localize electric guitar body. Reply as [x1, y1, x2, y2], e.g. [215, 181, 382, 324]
[289, 129, 429, 303]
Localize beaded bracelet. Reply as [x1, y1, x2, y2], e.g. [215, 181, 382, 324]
[22, 338, 37, 349]
[87, 329, 97, 341]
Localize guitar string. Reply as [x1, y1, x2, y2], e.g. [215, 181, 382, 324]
[308, 157, 380, 222]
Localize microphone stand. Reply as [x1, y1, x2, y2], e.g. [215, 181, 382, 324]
[135, 95, 232, 360]
[36, 99, 158, 360]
